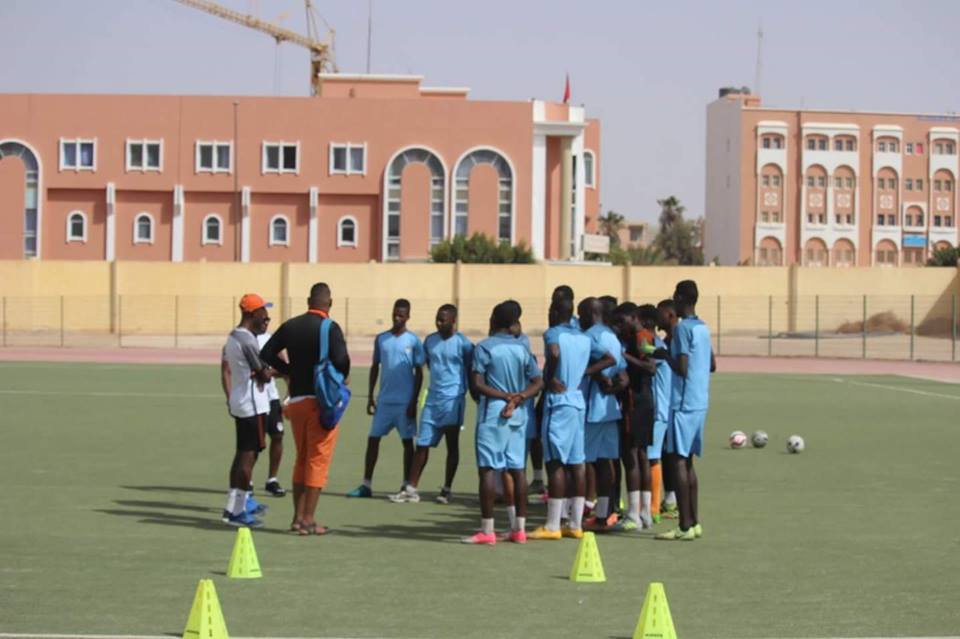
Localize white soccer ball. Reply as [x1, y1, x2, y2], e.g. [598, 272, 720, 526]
[751, 430, 769, 448]
[729, 430, 748, 449]
[786, 435, 805, 454]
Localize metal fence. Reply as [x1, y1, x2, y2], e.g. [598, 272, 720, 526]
[0, 294, 957, 361]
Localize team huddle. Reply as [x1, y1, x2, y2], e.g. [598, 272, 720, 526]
[219, 279, 714, 543]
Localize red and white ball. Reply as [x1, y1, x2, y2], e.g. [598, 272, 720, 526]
[729, 430, 748, 449]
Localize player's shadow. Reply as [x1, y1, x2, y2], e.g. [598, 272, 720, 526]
[121, 484, 223, 495]
[95, 505, 226, 532]
[334, 512, 484, 543]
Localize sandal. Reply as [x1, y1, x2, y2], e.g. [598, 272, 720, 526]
[298, 522, 330, 536]
[289, 520, 305, 534]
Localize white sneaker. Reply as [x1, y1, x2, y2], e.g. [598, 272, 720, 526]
[639, 512, 653, 529]
[388, 487, 420, 503]
[435, 488, 452, 504]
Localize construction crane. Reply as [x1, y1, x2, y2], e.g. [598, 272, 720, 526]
[172, 0, 336, 96]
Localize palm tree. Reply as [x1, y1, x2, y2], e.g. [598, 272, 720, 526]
[598, 210, 626, 247]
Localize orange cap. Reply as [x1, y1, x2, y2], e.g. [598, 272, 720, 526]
[239, 293, 272, 313]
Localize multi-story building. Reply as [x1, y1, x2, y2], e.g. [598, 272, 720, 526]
[0, 74, 600, 263]
[615, 221, 649, 249]
[705, 87, 958, 266]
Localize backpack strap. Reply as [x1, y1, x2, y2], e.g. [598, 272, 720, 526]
[318, 318, 332, 363]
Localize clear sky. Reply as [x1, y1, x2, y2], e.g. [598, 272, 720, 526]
[2, 0, 960, 225]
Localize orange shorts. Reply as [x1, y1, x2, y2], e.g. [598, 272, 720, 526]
[284, 398, 340, 489]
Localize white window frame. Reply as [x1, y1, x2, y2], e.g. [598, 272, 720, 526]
[201, 213, 223, 246]
[133, 212, 155, 244]
[65, 210, 88, 243]
[262, 141, 300, 175]
[328, 142, 368, 176]
[195, 140, 233, 174]
[337, 215, 359, 248]
[269, 214, 290, 246]
[126, 139, 163, 172]
[583, 150, 596, 188]
[59, 138, 97, 172]
[906, 142, 914, 155]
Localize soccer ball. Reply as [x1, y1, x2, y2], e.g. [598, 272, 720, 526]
[786, 435, 805, 454]
[729, 430, 748, 449]
[751, 430, 769, 448]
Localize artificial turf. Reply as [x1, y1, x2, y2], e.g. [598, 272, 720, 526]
[1, 361, 959, 638]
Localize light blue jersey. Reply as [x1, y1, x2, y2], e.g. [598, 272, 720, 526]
[544, 324, 602, 409]
[515, 333, 538, 438]
[669, 316, 712, 412]
[653, 335, 672, 423]
[373, 330, 425, 405]
[423, 332, 473, 402]
[473, 333, 541, 428]
[582, 323, 626, 424]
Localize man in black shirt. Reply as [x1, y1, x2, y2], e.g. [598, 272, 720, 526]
[261, 282, 350, 536]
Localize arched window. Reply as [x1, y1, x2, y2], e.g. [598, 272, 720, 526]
[804, 238, 828, 266]
[202, 214, 222, 245]
[805, 165, 827, 225]
[876, 168, 899, 227]
[66, 211, 87, 243]
[133, 213, 154, 244]
[385, 147, 446, 258]
[583, 150, 596, 188]
[832, 165, 856, 226]
[0, 141, 40, 257]
[337, 216, 358, 248]
[875, 240, 898, 266]
[269, 215, 289, 246]
[758, 163, 783, 224]
[932, 169, 955, 228]
[756, 237, 782, 266]
[453, 148, 514, 243]
[832, 239, 855, 267]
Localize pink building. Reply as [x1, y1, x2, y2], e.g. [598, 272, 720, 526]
[705, 87, 959, 266]
[0, 74, 600, 263]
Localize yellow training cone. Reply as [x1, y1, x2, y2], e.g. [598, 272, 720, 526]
[633, 582, 677, 639]
[569, 531, 606, 583]
[226, 527, 262, 579]
[183, 579, 229, 639]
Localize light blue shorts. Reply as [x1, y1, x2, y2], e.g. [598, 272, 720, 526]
[665, 409, 706, 458]
[476, 422, 526, 470]
[523, 398, 537, 440]
[647, 418, 669, 461]
[542, 403, 585, 465]
[370, 402, 416, 440]
[417, 396, 465, 448]
[584, 420, 619, 462]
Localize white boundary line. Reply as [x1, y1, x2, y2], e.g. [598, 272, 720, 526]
[0, 390, 221, 399]
[830, 378, 960, 401]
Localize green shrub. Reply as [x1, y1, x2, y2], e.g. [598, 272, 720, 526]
[430, 233, 535, 264]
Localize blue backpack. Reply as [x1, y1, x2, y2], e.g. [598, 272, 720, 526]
[313, 318, 351, 429]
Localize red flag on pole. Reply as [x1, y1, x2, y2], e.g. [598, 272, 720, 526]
[562, 73, 570, 104]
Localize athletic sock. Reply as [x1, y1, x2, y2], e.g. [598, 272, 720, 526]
[441, 485, 451, 492]
[361, 478, 372, 489]
[627, 490, 641, 524]
[267, 476, 278, 484]
[641, 491, 652, 522]
[224, 489, 238, 514]
[232, 489, 246, 516]
[595, 497, 610, 519]
[406, 484, 418, 495]
[650, 464, 662, 516]
[584, 499, 596, 513]
[506, 506, 517, 532]
[570, 496, 586, 530]
[546, 498, 564, 531]
[532, 469, 545, 482]
[481, 518, 495, 535]
[515, 516, 526, 532]
[664, 491, 677, 507]
[560, 498, 570, 522]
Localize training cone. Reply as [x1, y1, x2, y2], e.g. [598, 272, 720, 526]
[569, 531, 606, 583]
[183, 579, 229, 639]
[632, 582, 677, 639]
[226, 527, 262, 579]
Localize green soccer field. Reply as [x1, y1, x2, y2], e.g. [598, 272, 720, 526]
[1, 361, 959, 639]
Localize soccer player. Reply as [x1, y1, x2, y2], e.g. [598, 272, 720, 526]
[578, 297, 628, 531]
[655, 280, 716, 541]
[530, 298, 614, 540]
[390, 304, 473, 504]
[609, 302, 656, 531]
[655, 299, 680, 518]
[646, 299, 678, 523]
[256, 325, 286, 497]
[347, 299, 425, 498]
[462, 302, 543, 545]
[220, 293, 273, 527]
[260, 283, 350, 536]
